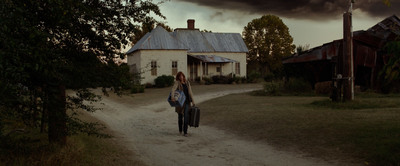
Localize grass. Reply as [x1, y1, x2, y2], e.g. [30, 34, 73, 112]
[0, 112, 145, 166]
[199, 91, 400, 166]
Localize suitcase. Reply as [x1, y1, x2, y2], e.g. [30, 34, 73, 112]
[167, 90, 186, 107]
[189, 106, 200, 127]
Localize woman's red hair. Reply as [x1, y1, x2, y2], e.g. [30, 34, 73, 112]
[176, 72, 186, 82]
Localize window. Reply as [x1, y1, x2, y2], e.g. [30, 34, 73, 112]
[235, 63, 240, 75]
[216, 66, 221, 73]
[151, 61, 157, 76]
[172, 61, 178, 75]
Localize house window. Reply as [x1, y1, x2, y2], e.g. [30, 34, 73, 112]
[235, 63, 240, 75]
[172, 61, 178, 75]
[151, 61, 157, 76]
[216, 66, 221, 73]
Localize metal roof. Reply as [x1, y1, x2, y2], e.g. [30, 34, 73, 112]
[171, 30, 215, 53]
[126, 26, 188, 54]
[127, 26, 249, 54]
[283, 40, 341, 64]
[202, 33, 249, 53]
[189, 55, 238, 63]
[368, 15, 400, 35]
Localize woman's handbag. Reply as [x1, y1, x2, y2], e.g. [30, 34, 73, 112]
[167, 90, 186, 107]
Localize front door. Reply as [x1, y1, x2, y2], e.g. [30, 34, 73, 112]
[189, 63, 198, 81]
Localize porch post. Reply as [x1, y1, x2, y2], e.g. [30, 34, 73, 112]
[200, 61, 203, 81]
[220, 64, 222, 76]
[231, 62, 234, 78]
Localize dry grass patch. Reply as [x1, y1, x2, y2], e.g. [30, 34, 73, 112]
[0, 111, 145, 166]
[199, 92, 400, 166]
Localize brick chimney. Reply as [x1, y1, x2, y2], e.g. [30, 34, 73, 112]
[187, 19, 195, 30]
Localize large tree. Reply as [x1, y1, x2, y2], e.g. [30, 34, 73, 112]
[0, 0, 163, 145]
[243, 15, 295, 77]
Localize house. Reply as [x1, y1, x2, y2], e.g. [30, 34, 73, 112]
[126, 19, 248, 84]
[283, 15, 400, 90]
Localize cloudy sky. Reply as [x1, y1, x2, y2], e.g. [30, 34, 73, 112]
[151, 0, 399, 49]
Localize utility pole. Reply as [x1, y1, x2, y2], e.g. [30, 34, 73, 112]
[342, 0, 355, 101]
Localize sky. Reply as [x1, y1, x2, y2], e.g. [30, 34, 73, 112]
[150, 0, 399, 49]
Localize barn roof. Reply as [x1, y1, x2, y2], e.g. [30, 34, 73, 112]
[127, 26, 248, 54]
[283, 15, 400, 64]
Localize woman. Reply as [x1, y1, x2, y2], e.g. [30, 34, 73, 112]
[170, 71, 195, 137]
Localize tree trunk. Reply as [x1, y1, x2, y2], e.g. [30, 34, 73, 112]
[47, 83, 67, 145]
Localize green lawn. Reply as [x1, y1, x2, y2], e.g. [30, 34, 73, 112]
[199, 92, 400, 166]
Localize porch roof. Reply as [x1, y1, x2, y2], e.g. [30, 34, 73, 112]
[188, 55, 237, 63]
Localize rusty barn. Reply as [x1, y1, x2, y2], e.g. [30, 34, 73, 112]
[283, 15, 400, 91]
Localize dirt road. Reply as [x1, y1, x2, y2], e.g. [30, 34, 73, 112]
[89, 84, 344, 166]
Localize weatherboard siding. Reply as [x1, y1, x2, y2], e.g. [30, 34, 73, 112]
[128, 50, 187, 84]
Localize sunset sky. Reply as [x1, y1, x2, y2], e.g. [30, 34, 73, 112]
[151, 0, 399, 49]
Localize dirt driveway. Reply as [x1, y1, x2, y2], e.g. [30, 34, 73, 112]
[89, 84, 344, 166]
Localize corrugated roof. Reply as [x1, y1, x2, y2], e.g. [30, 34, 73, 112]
[368, 15, 400, 35]
[127, 26, 249, 54]
[202, 33, 249, 53]
[171, 30, 215, 53]
[189, 55, 238, 63]
[283, 40, 341, 64]
[126, 26, 188, 54]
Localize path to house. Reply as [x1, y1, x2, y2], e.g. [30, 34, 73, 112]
[88, 84, 345, 166]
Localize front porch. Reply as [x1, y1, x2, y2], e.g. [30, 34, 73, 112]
[187, 54, 238, 81]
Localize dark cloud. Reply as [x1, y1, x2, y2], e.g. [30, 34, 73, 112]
[177, 0, 400, 20]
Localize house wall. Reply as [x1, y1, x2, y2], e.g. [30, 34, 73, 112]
[190, 52, 247, 78]
[128, 50, 188, 84]
[127, 51, 141, 73]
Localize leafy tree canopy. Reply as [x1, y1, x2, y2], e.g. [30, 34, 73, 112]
[0, 0, 163, 144]
[243, 14, 295, 77]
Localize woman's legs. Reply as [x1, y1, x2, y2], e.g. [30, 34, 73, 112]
[183, 103, 190, 135]
[178, 113, 183, 134]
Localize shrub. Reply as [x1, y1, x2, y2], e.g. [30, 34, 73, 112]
[211, 75, 233, 84]
[241, 77, 247, 83]
[144, 83, 153, 88]
[203, 77, 213, 85]
[263, 73, 275, 82]
[284, 77, 312, 93]
[154, 75, 174, 88]
[233, 77, 242, 84]
[247, 71, 261, 83]
[130, 84, 145, 94]
[264, 81, 283, 95]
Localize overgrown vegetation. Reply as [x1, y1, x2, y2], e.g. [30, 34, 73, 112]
[0, 0, 162, 145]
[379, 40, 400, 93]
[0, 129, 144, 166]
[154, 75, 174, 88]
[255, 78, 314, 96]
[200, 91, 400, 166]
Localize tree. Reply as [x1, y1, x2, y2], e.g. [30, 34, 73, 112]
[0, 0, 163, 145]
[243, 15, 295, 77]
[296, 44, 310, 54]
[379, 40, 400, 92]
[131, 18, 173, 45]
